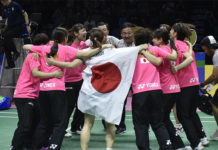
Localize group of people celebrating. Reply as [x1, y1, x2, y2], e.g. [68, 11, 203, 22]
[9, 20, 218, 150]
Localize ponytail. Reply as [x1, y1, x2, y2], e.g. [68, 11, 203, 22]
[47, 27, 68, 57]
[169, 39, 177, 52]
[89, 28, 104, 49]
[47, 40, 59, 57]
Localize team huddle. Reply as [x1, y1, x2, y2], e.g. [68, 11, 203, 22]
[10, 21, 218, 150]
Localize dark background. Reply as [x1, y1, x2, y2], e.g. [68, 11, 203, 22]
[1, 0, 218, 63]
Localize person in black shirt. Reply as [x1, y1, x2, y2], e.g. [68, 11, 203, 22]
[0, 0, 30, 69]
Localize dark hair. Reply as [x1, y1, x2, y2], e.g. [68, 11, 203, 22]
[132, 26, 152, 46]
[172, 23, 191, 41]
[201, 36, 218, 49]
[121, 22, 136, 30]
[48, 27, 68, 57]
[89, 28, 104, 49]
[97, 22, 109, 30]
[153, 28, 177, 51]
[33, 33, 49, 45]
[160, 24, 171, 33]
[68, 23, 85, 43]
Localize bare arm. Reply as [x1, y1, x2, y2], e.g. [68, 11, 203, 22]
[76, 44, 113, 59]
[141, 50, 163, 66]
[23, 12, 31, 33]
[47, 57, 83, 69]
[172, 52, 193, 74]
[23, 44, 33, 51]
[166, 49, 177, 61]
[200, 67, 218, 86]
[32, 68, 63, 78]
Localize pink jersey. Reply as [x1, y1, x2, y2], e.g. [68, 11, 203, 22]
[132, 45, 169, 94]
[30, 44, 77, 91]
[159, 45, 180, 94]
[13, 53, 41, 99]
[175, 40, 199, 88]
[64, 41, 88, 82]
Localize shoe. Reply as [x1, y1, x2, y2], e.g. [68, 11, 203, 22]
[210, 130, 218, 141]
[64, 132, 72, 137]
[200, 137, 209, 146]
[194, 142, 204, 150]
[71, 128, 82, 135]
[185, 146, 192, 150]
[13, 52, 20, 61]
[176, 146, 192, 150]
[115, 127, 126, 135]
[175, 124, 184, 135]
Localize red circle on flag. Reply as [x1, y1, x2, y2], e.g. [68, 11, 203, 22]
[91, 62, 122, 93]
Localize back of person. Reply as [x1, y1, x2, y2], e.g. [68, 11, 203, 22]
[30, 44, 77, 91]
[159, 45, 180, 94]
[175, 40, 199, 88]
[14, 53, 40, 99]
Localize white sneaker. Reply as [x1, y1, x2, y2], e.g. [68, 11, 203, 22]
[71, 129, 81, 135]
[200, 137, 209, 146]
[194, 142, 204, 150]
[175, 124, 184, 135]
[210, 130, 218, 141]
[64, 132, 72, 137]
[185, 146, 192, 150]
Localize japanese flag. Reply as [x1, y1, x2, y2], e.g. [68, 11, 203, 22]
[78, 46, 140, 125]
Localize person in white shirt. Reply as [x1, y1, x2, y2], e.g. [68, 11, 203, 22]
[200, 35, 218, 141]
[85, 22, 120, 47]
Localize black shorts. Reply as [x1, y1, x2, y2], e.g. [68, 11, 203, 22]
[212, 89, 218, 107]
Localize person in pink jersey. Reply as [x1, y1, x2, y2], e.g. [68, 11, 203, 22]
[153, 28, 193, 150]
[170, 23, 208, 150]
[64, 24, 88, 137]
[23, 27, 106, 150]
[131, 26, 177, 150]
[10, 33, 63, 150]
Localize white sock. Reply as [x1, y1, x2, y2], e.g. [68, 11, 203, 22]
[106, 148, 113, 150]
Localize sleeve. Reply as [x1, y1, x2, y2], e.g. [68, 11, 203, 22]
[80, 41, 89, 49]
[157, 47, 170, 58]
[14, 2, 25, 14]
[64, 47, 78, 62]
[213, 54, 218, 67]
[110, 36, 120, 47]
[27, 54, 40, 70]
[30, 45, 49, 56]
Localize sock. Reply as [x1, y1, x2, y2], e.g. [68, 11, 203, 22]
[106, 148, 113, 150]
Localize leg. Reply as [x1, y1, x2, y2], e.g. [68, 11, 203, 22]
[163, 93, 185, 149]
[150, 90, 172, 150]
[105, 122, 115, 149]
[80, 114, 95, 150]
[48, 91, 68, 150]
[70, 80, 85, 131]
[177, 86, 201, 148]
[132, 92, 150, 150]
[115, 95, 128, 134]
[173, 104, 180, 124]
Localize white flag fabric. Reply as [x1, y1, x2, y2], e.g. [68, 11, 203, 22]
[78, 46, 140, 125]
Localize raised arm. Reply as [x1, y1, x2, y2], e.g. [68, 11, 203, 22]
[47, 57, 83, 69]
[171, 52, 193, 74]
[23, 44, 33, 51]
[141, 50, 163, 66]
[32, 68, 63, 78]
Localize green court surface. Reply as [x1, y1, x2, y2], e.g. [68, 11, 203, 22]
[0, 109, 217, 150]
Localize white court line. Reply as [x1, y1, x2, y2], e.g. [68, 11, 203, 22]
[0, 116, 18, 118]
[126, 115, 214, 119]
[0, 112, 17, 114]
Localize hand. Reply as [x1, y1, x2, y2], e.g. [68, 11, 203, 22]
[31, 53, 39, 60]
[54, 70, 63, 78]
[171, 66, 178, 74]
[26, 25, 31, 33]
[139, 44, 148, 52]
[46, 57, 55, 66]
[102, 44, 114, 49]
